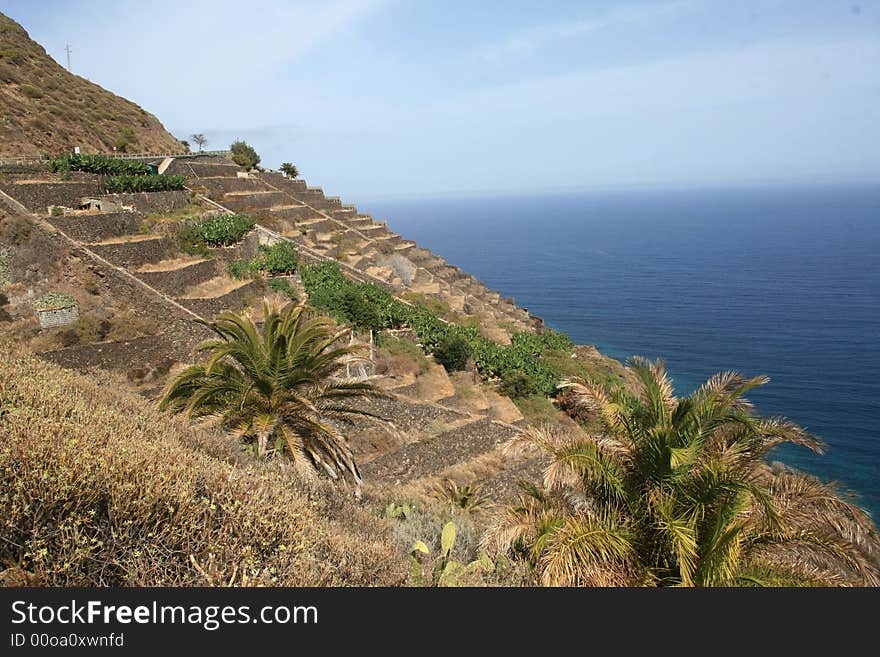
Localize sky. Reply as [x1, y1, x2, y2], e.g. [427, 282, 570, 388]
[3, 0, 879, 200]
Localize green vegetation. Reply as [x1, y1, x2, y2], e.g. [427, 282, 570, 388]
[431, 479, 491, 514]
[114, 127, 139, 152]
[410, 521, 494, 586]
[20, 83, 41, 98]
[49, 153, 152, 176]
[0, 351, 403, 586]
[104, 174, 186, 193]
[280, 162, 299, 178]
[177, 214, 255, 254]
[227, 242, 298, 279]
[230, 139, 261, 169]
[0, 47, 24, 65]
[33, 291, 76, 310]
[432, 333, 470, 371]
[0, 248, 9, 285]
[160, 303, 382, 488]
[484, 358, 880, 586]
[268, 277, 298, 301]
[300, 261, 572, 393]
[498, 369, 540, 398]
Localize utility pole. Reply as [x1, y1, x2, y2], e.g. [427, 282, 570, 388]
[65, 44, 72, 72]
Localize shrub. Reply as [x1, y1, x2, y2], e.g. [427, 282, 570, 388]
[179, 214, 255, 249]
[227, 261, 257, 279]
[0, 249, 9, 285]
[20, 84, 42, 99]
[114, 127, 139, 153]
[254, 242, 297, 275]
[0, 215, 32, 245]
[0, 48, 24, 65]
[387, 253, 416, 285]
[268, 277, 297, 301]
[340, 286, 384, 332]
[498, 369, 540, 398]
[229, 243, 298, 278]
[374, 335, 430, 376]
[433, 334, 471, 372]
[104, 174, 186, 193]
[230, 140, 261, 169]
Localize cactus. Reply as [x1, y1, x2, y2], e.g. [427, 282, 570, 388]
[409, 521, 495, 587]
[383, 501, 417, 520]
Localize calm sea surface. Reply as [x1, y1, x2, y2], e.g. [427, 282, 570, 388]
[363, 185, 880, 519]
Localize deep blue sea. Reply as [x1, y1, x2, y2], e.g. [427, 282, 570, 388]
[363, 185, 880, 520]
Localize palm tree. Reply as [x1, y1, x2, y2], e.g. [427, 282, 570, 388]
[483, 357, 880, 586]
[160, 302, 381, 489]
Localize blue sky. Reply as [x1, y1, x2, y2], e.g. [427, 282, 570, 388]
[3, 0, 879, 200]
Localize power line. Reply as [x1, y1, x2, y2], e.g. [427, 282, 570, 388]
[65, 44, 72, 72]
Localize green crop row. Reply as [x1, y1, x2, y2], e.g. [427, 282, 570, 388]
[49, 154, 153, 176]
[228, 242, 298, 279]
[104, 174, 187, 193]
[178, 214, 255, 254]
[299, 261, 572, 395]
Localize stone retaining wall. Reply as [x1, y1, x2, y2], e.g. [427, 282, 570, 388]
[178, 278, 264, 318]
[196, 177, 268, 194]
[47, 211, 145, 243]
[97, 190, 191, 214]
[39, 334, 178, 379]
[137, 259, 218, 296]
[222, 191, 289, 212]
[36, 304, 79, 328]
[89, 236, 177, 268]
[0, 181, 105, 213]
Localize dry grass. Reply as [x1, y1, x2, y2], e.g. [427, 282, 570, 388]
[0, 350, 406, 586]
[374, 335, 431, 378]
[0, 14, 183, 156]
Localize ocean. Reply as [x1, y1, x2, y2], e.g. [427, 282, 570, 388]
[363, 184, 880, 519]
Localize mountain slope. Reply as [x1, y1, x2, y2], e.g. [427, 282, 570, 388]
[0, 12, 183, 157]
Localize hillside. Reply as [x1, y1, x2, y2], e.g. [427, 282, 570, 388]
[0, 12, 183, 157]
[0, 350, 406, 586]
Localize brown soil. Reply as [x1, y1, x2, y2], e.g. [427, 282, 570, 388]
[179, 276, 251, 299]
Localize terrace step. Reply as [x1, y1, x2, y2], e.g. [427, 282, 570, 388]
[181, 162, 243, 178]
[136, 258, 218, 296]
[47, 211, 145, 243]
[343, 393, 472, 459]
[0, 180, 106, 213]
[87, 234, 177, 268]
[176, 276, 262, 318]
[359, 418, 520, 482]
[37, 334, 184, 384]
[193, 176, 269, 195]
[222, 191, 290, 212]
[259, 206, 324, 223]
